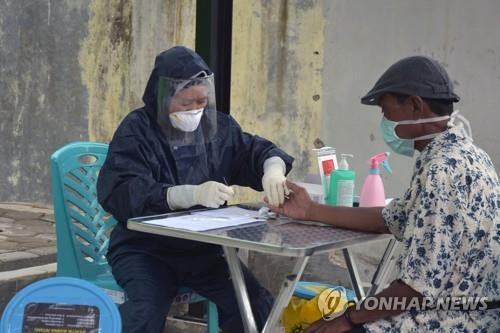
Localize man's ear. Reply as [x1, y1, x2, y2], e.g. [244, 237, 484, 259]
[408, 95, 425, 117]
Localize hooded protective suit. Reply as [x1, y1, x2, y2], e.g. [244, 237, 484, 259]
[97, 46, 293, 259]
[96, 47, 293, 332]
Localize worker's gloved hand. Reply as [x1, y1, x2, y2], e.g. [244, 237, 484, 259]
[167, 181, 234, 210]
[193, 181, 234, 208]
[262, 156, 289, 206]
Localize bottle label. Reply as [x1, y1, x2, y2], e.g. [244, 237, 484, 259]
[322, 159, 335, 175]
[337, 180, 354, 207]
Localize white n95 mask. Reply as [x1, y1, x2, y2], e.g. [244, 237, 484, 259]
[169, 108, 204, 132]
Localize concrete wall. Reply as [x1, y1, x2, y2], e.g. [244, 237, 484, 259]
[230, 0, 326, 203]
[319, 0, 500, 286]
[229, 0, 384, 293]
[322, 0, 500, 198]
[7, 0, 498, 217]
[81, 0, 196, 143]
[0, 0, 90, 204]
[231, 0, 500, 292]
[0, 0, 196, 204]
[2, 0, 499, 294]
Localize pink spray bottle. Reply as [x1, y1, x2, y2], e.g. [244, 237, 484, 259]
[359, 152, 392, 207]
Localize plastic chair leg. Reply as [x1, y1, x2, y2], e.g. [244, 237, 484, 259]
[206, 300, 219, 333]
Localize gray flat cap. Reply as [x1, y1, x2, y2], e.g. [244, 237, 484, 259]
[361, 56, 460, 105]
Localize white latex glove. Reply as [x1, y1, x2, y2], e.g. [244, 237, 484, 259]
[193, 181, 234, 208]
[167, 181, 234, 210]
[262, 157, 289, 206]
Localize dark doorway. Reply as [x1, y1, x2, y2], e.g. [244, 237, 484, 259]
[196, 0, 233, 114]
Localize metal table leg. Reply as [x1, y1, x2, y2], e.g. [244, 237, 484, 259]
[367, 238, 398, 296]
[262, 256, 310, 333]
[223, 240, 396, 332]
[342, 248, 366, 301]
[223, 246, 258, 333]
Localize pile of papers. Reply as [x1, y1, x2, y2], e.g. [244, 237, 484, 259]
[142, 206, 265, 232]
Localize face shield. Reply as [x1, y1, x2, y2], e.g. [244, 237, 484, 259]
[157, 72, 217, 147]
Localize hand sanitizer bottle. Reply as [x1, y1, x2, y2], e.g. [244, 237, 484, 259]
[359, 152, 392, 207]
[327, 154, 355, 207]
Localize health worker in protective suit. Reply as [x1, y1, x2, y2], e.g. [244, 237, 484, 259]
[97, 46, 294, 333]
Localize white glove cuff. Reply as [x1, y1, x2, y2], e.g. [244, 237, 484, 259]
[263, 156, 286, 175]
[166, 185, 196, 210]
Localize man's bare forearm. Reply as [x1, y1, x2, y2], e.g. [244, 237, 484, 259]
[307, 203, 389, 233]
[348, 280, 423, 325]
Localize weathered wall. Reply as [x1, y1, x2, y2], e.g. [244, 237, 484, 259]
[2, 0, 499, 295]
[230, 0, 325, 203]
[322, 0, 500, 198]
[321, 0, 500, 285]
[0, 0, 90, 204]
[79, 0, 133, 143]
[0, 0, 196, 204]
[129, 0, 196, 120]
[232, 0, 500, 292]
[81, 0, 196, 143]
[229, 0, 359, 295]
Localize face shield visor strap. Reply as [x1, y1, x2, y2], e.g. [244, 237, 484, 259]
[156, 75, 218, 146]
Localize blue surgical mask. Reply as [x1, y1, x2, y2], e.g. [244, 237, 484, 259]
[380, 111, 463, 157]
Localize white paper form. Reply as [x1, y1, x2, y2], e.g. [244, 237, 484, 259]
[142, 207, 265, 231]
[192, 206, 262, 219]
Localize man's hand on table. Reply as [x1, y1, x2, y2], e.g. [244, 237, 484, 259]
[266, 180, 388, 233]
[265, 181, 315, 220]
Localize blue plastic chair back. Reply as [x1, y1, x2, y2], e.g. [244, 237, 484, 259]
[50, 142, 218, 331]
[50, 142, 124, 302]
[0, 277, 121, 333]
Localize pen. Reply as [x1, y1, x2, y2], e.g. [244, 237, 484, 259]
[222, 177, 230, 206]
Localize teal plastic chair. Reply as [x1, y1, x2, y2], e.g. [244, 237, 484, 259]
[50, 141, 219, 332]
[1, 277, 121, 333]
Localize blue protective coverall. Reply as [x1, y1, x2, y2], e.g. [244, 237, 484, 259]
[97, 46, 294, 332]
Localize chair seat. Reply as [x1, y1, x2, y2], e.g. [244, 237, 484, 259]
[90, 272, 123, 291]
[175, 287, 207, 304]
[84, 272, 126, 304]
